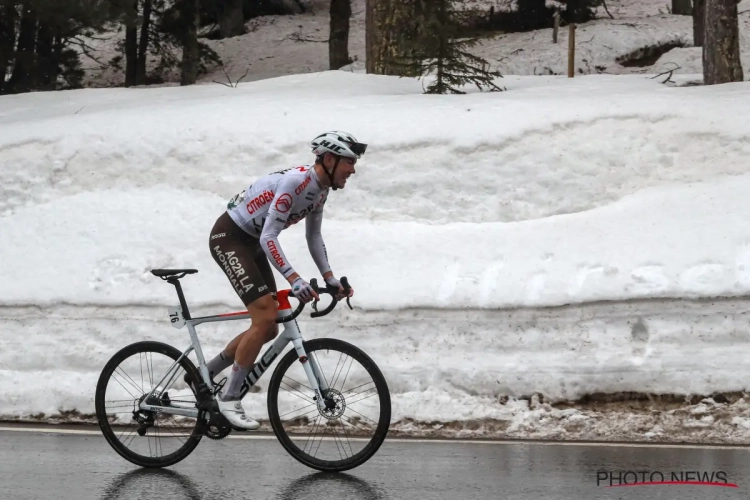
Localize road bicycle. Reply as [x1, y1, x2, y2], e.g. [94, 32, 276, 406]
[94, 269, 391, 472]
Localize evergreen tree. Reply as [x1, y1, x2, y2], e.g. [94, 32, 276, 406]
[108, 0, 221, 86]
[1, 0, 117, 94]
[400, 0, 503, 94]
[562, 0, 598, 24]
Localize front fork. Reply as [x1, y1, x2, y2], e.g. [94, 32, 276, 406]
[291, 337, 331, 408]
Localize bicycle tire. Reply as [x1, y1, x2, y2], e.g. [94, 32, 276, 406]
[267, 338, 391, 472]
[95, 341, 204, 468]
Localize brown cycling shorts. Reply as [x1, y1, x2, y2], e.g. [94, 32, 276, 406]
[208, 212, 276, 306]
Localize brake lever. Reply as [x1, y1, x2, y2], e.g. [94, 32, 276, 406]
[341, 276, 354, 310]
[310, 278, 320, 312]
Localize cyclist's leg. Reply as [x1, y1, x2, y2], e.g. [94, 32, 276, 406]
[208, 213, 278, 429]
[220, 248, 279, 400]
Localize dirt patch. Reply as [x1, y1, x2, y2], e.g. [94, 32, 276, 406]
[616, 40, 689, 67]
[556, 390, 739, 408]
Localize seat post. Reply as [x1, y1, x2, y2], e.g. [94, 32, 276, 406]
[168, 278, 192, 320]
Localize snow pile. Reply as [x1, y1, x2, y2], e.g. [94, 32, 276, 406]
[3, 73, 750, 441]
[3, 73, 750, 309]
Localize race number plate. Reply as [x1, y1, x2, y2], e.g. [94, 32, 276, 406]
[167, 306, 186, 329]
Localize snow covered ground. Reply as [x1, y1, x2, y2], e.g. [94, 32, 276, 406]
[77, 0, 750, 89]
[3, 72, 750, 441]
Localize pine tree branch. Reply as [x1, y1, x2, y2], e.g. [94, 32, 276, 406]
[285, 31, 329, 43]
[650, 64, 681, 84]
[69, 36, 107, 67]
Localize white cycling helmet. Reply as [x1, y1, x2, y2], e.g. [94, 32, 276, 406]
[311, 131, 367, 159]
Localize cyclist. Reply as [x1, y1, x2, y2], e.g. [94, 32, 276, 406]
[202, 131, 365, 430]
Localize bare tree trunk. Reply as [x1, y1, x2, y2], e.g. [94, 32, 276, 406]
[693, 0, 705, 46]
[553, 10, 560, 43]
[366, 0, 376, 73]
[703, 0, 743, 84]
[36, 20, 57, 90]
[136, 0, 151, 85]
[218, 0, 245, 38]
[180, 0, 199, 85]
[0, 0, 17, 93]
[672, 0, 692, 15]
[329, 0, 351, 69]
[53, 35, 64, 85]
[7, 2, 37, 93]
[125, 0, 138, 86]
[367, 0, 420, 75]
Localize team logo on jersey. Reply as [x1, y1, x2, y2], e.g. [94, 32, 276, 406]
[275, 193, 293, 213]
[266, 240, 286, 268]
[246, 189, 275, 215]
[295, 177, 311, 195]
[227, 189, 245, 210]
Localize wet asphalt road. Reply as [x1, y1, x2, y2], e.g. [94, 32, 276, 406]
[2, 426, 750, 500]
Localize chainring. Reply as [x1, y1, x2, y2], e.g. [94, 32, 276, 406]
[200, 403, 233, 440]
[205, 422, 232, 440]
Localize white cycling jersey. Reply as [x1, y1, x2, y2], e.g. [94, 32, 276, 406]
[225, 165, 331, 280]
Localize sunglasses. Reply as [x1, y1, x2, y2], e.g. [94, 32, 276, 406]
[348, 142, 367, 156]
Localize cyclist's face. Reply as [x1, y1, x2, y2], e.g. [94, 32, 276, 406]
[327, 154, 356, 189]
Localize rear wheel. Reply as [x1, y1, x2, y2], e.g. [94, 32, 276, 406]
[267, 338, 391, 472]
[95, 341, 204, 467]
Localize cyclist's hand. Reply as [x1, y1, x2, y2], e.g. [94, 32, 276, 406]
[325, 276, 354, 300]
[291, 277, 318, 303]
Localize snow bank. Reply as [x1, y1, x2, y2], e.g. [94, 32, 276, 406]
[3, 73, 750, 440]
[3, 73, 750, 309]
[3, 298, 750, 442]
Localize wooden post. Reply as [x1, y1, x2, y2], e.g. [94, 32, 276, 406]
[553, 11, 560, 43]
[568, 23, 576, 77]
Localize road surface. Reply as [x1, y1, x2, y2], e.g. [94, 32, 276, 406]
[1, 424, 749, 500]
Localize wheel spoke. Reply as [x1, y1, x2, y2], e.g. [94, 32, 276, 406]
[329, 351, 346, 392]
[341, 381, 375, 397]
[111, 369, 143, 400]
[343, 406, 379, 426]
[332, 355, 354, 394]
[344, 389, 379, 407]
[279, 403, 319, 421]
[280, 377, 316, 404]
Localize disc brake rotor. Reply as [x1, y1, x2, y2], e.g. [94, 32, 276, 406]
[320, 389, 346, 419]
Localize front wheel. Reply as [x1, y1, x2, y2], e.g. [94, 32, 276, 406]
[267, 338, 391, 472]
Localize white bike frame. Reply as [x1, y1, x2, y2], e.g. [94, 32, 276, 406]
[138, 289, 331, 420]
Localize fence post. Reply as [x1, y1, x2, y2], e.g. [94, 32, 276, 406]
[568, 23, 576, 77]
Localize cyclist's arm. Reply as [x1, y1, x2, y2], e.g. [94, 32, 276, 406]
[259, 187, 298, 284]
[305, 206, 334, 280]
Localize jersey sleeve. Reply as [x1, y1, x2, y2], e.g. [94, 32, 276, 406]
[305, 204, 332, 276]
[259, 179, 299, 279]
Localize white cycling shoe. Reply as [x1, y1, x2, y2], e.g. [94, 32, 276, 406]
[217, 396, 260, 431]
